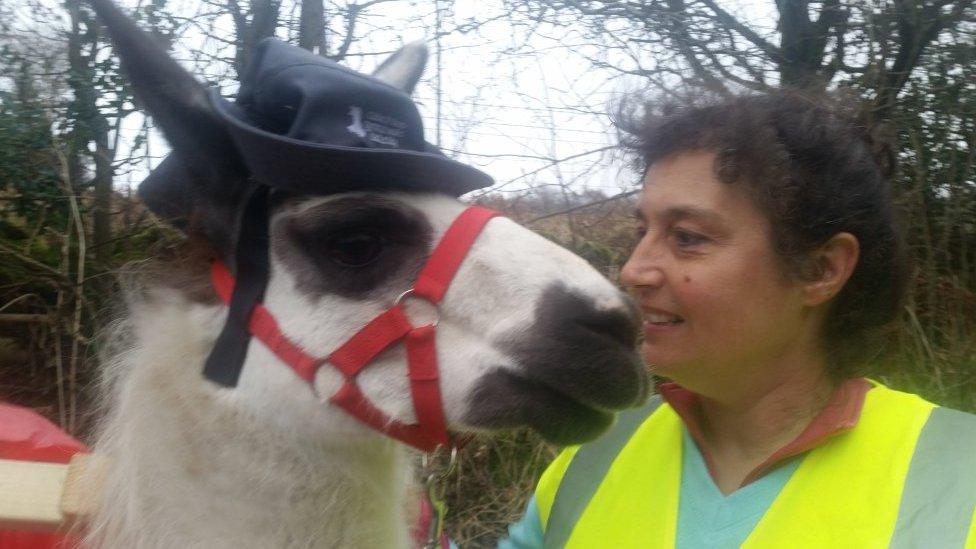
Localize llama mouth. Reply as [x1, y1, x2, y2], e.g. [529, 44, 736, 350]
[464, 368, 616, 445]
[495, 284, 647, 412]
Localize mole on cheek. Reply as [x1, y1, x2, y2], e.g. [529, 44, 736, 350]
[684, 276, 691, 283]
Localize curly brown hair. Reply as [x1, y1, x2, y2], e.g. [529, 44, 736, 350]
[616, 90, 908, 377]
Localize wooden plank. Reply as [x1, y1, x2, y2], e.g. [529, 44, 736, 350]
[61, 453, 102, 527]
[0, 458, 69, 531]
[0, 453, 99, 532]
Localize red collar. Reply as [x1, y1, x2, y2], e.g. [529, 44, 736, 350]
[659, 377, 872, 487]
[211, 206, 499, 452]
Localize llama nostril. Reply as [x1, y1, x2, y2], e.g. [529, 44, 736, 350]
[574, 300, 641, 349]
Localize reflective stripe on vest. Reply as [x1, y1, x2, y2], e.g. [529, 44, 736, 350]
[539, 396, 682, 548]
[538, 384, 976, 548]
[889, 407, 976, 548]
[543, 396, 665, 549]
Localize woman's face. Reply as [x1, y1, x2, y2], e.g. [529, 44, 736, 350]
[620, 151, 821, 394]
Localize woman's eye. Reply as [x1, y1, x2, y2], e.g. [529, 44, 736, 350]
[325, 231, 384, 267]
[673, 228, 708, 248]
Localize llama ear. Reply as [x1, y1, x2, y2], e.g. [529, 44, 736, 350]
[88, 0, 248, 251]
[371, 41, 428, 95]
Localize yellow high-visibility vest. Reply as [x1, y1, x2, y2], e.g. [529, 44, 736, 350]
[536, 383, 976, 548]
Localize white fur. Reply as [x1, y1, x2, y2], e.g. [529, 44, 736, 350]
[84, 192, 631, 548]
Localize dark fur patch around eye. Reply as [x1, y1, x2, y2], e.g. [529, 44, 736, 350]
[272, 195, 432, 300]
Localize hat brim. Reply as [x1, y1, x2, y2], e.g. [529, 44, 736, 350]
[138, 155, 194, 229]
[209, 90, 493, 197]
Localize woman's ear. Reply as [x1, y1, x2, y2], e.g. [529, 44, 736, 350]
[803, 232, 860, 307]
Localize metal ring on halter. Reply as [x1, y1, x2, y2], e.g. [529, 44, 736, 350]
[394, 289, 440, 327]
[421, 445, 459, 478]
[442, 446, 459, 478]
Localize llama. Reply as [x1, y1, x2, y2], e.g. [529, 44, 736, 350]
[82, 1, 647, 547]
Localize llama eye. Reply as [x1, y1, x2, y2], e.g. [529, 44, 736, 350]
[325, 231, 384, 267]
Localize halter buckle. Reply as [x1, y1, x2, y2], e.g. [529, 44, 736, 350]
[394, 289, 440, 328]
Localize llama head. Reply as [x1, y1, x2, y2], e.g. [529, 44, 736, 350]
[91, 0, 647, 448]
[252, 191, 647, 445]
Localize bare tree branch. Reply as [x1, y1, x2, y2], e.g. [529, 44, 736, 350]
[698, 0, 783, 63]
[526, 189, 639, 225]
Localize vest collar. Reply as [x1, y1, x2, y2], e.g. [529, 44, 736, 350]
[659, 377, 872, 488]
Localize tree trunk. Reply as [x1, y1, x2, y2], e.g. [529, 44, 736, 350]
[299, 0, 325, 54]
[92, 131, 113, 266]
[231, 0, 283, 77]
[66, 0, 88, 203]
[67, 0, 114, 265]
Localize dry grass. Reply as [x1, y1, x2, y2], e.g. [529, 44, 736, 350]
[438, 430, 558, 547]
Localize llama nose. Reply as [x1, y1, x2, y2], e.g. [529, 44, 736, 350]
[572, 294, 642, 348]
[506, 285, 648, 410]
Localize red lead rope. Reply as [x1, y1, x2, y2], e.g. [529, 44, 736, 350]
[210, 206, 499, 452]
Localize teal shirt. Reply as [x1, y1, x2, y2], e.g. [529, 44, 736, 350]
[498, 427, 800, 548]
[676, 428, 800, 548]
[498, 496, 544, 548]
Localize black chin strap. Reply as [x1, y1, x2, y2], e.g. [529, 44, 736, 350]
[203, 184, 271, 387]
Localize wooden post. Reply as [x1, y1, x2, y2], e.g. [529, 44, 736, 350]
[0, 314, 52, 324]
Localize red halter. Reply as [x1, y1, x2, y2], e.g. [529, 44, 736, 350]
[210, 206, 499, 452]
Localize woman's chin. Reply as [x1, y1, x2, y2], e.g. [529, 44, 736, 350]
[641, 347, 680, 376]
[642, 353, 696, 385]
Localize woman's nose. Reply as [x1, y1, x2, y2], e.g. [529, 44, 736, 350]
[620, 239, 666, 289]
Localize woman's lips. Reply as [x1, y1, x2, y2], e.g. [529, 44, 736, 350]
[643, 320, 684, 336]
[641, 308, 684, 335]
[645, 311, 682, 324]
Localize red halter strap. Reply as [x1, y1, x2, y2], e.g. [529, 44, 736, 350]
[210, 206, 499, 452]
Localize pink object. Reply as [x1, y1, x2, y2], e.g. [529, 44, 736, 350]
[0, 403, 87, 463]
[0, 402, 86, 548]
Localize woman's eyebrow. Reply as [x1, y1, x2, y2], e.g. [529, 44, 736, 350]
[635, 205, 729, 231]
[662, 205, 725, 225]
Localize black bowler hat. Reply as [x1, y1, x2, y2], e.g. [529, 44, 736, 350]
[140, 38, 492, 228]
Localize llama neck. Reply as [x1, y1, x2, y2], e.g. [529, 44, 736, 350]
[88, 293, 415, 548]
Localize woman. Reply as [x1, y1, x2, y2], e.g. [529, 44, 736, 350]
[500, 91, 976, 548]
